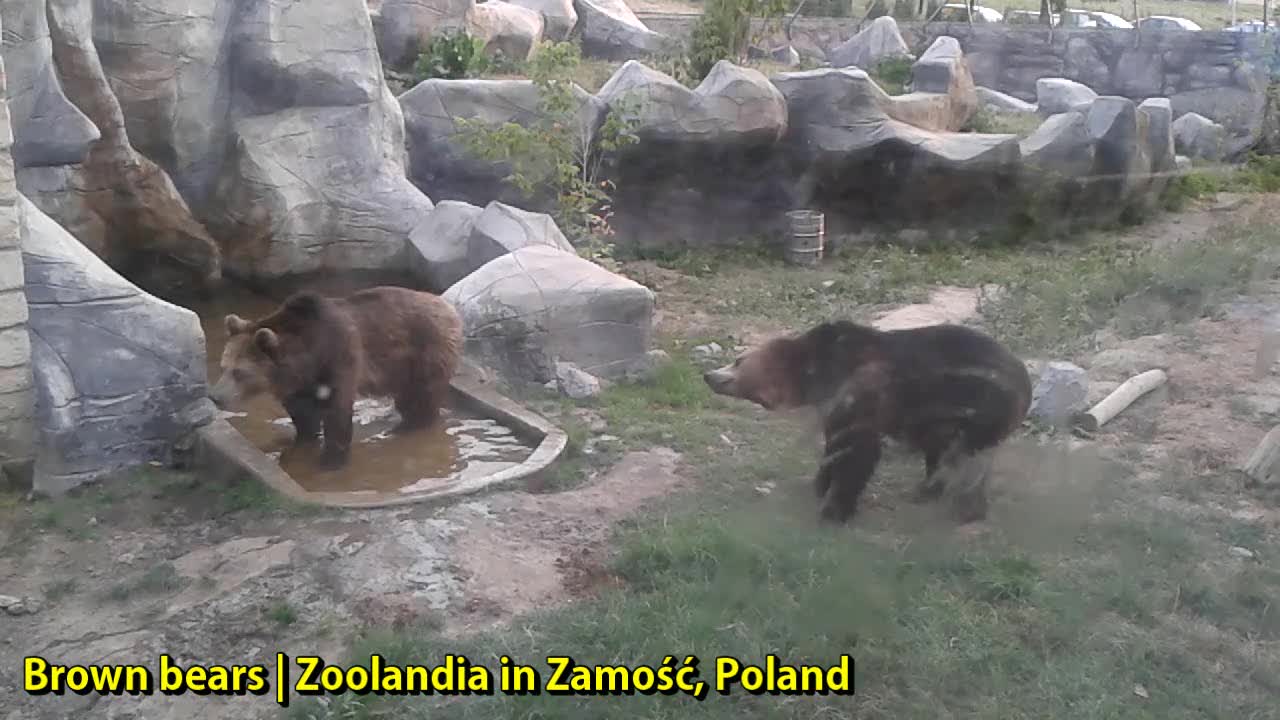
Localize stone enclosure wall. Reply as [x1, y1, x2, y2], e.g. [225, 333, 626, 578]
[0, 11, 36, 486]
[641, 15, 1278, 147]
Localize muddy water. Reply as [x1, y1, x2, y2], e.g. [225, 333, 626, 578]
[188, 285, 534, 495]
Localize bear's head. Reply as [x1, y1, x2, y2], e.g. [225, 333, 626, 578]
[704, 321, 885, 411]
[208, 314, 284, 410]
[703, 334, 814, 411]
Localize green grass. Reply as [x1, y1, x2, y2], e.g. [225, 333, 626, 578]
[287, 471, 1280, 719]
[624, 214, 1280, 356]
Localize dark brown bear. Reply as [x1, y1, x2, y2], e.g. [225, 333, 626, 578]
[209, 286, 463, 470]
[703, 320, 1031, 525]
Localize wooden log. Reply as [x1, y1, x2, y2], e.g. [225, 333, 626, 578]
[1072, 369, 1168, 433]
[1242, 426, 1280, 485]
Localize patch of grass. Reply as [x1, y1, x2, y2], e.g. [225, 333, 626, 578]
[869, 56, 913, 95]
[962, 107, 1042, 137]
[101, 562, 187, 603]
[266, 601, 299, 627]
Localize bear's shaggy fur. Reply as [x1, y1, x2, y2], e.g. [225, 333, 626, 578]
[209, 286, 463, 469]
[704, 320, 1032, 524]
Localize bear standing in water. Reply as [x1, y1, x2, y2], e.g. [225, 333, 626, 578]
[703, 321, 1031, 525]
[209, 286, 464, 470]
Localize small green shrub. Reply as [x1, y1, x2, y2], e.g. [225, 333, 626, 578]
[455, 41, 640, 264]
[869, 56, 914, 95]
[684, 0, 790, 82]
[412, 30, 491, 81]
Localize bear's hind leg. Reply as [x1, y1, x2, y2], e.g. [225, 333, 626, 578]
[948, 447, 996, 524]
[912, 424, 965, 504]
[393, 377, 445, 433]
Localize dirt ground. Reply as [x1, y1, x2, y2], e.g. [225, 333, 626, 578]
[2, 193, 1278, 720]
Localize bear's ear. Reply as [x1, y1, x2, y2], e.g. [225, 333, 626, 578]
[253, 328, 281, 360]
[225, 314, 250, 336]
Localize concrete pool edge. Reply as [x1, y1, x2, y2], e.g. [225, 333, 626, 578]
[193, 370, 569, 509]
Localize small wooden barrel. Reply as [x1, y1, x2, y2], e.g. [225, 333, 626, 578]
[784, 210, 824, 267]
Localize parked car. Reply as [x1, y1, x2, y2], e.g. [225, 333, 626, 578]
[1088, 10, 1133, 28]
[1136, 15, 1202, 31]
[1059, 9, 1098, 27]
[1223, 20, 1276, 33]
[935, 3, 1004, 22]
[1004, 8, 1058, 25]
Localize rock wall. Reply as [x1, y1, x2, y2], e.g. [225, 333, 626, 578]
[638, 15, 1278, 153]
[0, 12, 37, 483]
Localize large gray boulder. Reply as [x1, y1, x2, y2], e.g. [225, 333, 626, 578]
[75, 0, 227, 205]
[20, 196, 206, 495]
[827, 16, 910, 70]
[764, 67, 1024, 233]
[198, 0, 435, 281]
[399, 77, 606, 205]
[409, 200, 574, 292]
[596, 60, 788, 146]
[373, 0, 473, 66]
[908, 36, 978, 131]
[1138, 97, 1175, 197]
[468, 1, 545, 62]
[977, 86, 1037, 115]
[442, 245, 655, 383]
[1019, 111, 1094, 177]
[1036, 78, 1098, 116]
[1171, 111, 1226, 161]
[1, 0, 98, 168]
[209, 95, 433, 279]
[574, 0, 668, 60]
[508, 0, 578, 41]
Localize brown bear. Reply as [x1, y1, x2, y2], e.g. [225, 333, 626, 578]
[703, 320, 1031, 525]
[208, 286, 463, 470]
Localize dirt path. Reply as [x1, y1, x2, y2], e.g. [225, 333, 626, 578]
[0, 445, 680, 720]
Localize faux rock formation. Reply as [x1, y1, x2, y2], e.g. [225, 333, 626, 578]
[597, 60, 788, 146]
[442, 245, 655, 383]
[20, 196, 206, 495]
[908, 36, 978, 132]
[200, 0, 434, 281]
[1020, 111, 1094, 177]
[209, 95, 432, 279]
[468, 1, 545, 62]
[13, 0, 222, 295]
[1172, 111, 1226, 161]
[827, 15, 911, 70]
[1036, 78, 1098, 116]
[408, 200, 574, 292]
[772, 67, 1021, 220]
[373, 0, 474, 66]
[977, 86, 1037, 115]
[1, 0, 98, 168]
[508, 0, 579, 41]
[574, 0, 668, 60]
[903, 27, 1272, 155]
[399, 77, 605, 205]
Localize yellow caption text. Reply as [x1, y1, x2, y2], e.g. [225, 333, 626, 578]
[24, 653, 854, 705]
